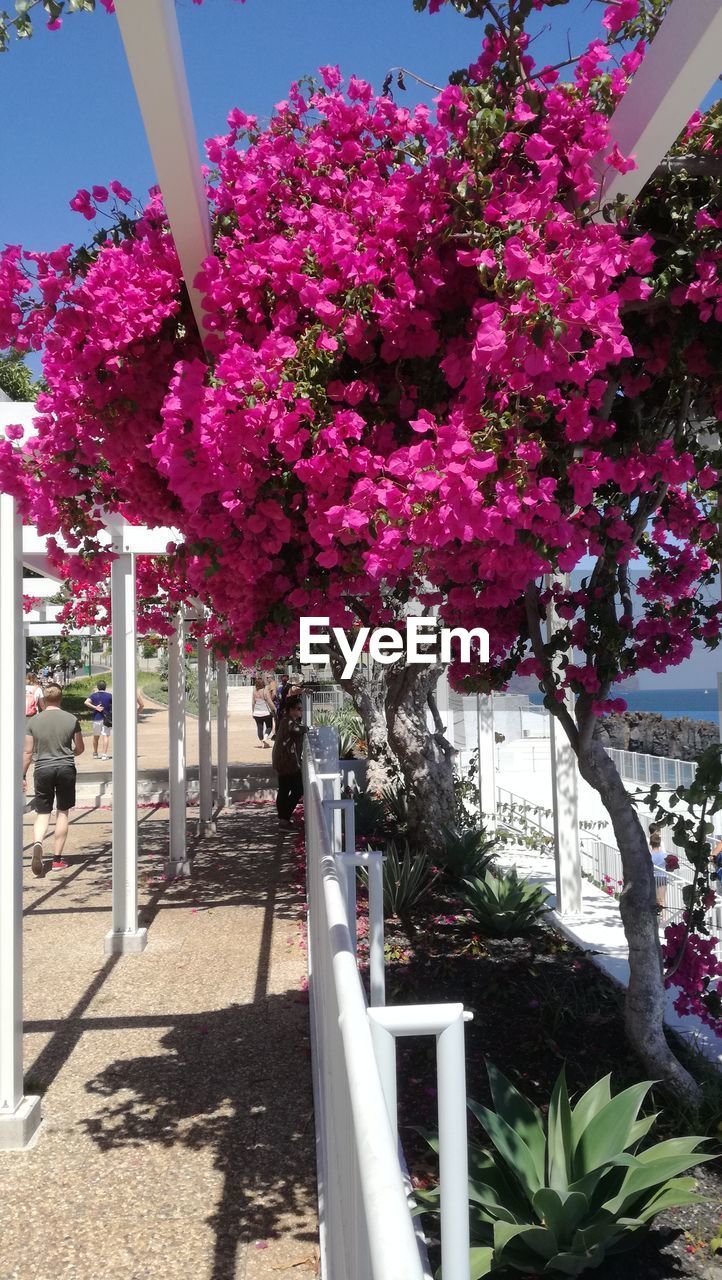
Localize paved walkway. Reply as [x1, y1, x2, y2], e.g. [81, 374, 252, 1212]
[74, 683, 272, 779]
[3, 801, 317, 1278]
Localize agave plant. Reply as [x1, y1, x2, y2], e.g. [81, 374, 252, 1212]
[460, 868, 551, 937]
[416, 1064, 711, 1278]
[381, 839, 436, 918]
[379, 782, 410, 836]
[312, 707, 366, 758]
[439, 825, 497, 881]
[353, 790, 387, 839]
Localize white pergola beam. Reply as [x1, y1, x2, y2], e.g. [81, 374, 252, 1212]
[23, 623, 97, 638]
[22, 579, 61, 599]
[115, 0, 212, 342]
[600, 0, 722, 206]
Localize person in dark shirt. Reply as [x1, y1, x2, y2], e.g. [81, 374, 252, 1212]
[85, 679, 112, 760]
[271, 696, 306, 827]
[23, 683, 85, 876]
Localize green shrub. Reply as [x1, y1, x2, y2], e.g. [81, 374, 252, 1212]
[354, 790, 387, 840]
[416, 1064, 711, 1278]
[460, 869, 551, 938]
[379, 782, 409, 835]
[381, 839, 436, 918]
[312, 706, 365, 758]
[439, 825, 497, 881]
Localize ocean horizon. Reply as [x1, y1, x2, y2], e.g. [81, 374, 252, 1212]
[531, 688, 719, 727]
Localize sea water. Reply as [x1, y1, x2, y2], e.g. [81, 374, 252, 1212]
[530, 688, 719, 726]
[617, 689, 718, 726]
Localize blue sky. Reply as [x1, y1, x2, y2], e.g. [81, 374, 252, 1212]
[1, 0, 603, 252]
[1, 0, 719, 693]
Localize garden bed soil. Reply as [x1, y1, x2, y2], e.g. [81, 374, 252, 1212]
[356, 881, 722, 1279]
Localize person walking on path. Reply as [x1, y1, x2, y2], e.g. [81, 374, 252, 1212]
[252, 676, 276, 749]
[649, 831, 668, 910]
[85, 679, 112, 759]
[25, 671, 45, 721]
[23, 682, 85, 876]
[272, 695, 306, 826]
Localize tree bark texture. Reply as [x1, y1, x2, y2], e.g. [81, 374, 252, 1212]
[327, 649, 401, 793]
[386, 662, 456, 851]
[577, 737, 701, 1104]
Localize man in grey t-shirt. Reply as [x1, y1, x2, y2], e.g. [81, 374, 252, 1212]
[23, 683, 84, 877]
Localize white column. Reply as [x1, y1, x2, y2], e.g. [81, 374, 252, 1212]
[0, 496, 41, 1148]
[547, 577, 582, 916]
[106, 551, 147, 954]
[197, 639, 214, 833]
[166, 613, 190, 877]
[476, 694, 496, 826]
[216, 659, 229, 808]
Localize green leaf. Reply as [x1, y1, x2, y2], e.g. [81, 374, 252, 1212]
[532, 1189, 589, 1247]
[634, 1178, 707, 1223]
[486, 1062, 546, 1185]
[494, 1220, 557, 1264]
[570, 1075, 611, 1151]
[634, 1135, 708, 1164]
[574, 1081, 652, 1175]
[627, 1113, 658, 1147]
[467, 1098, 542, 1201]
[544, 1251, 601, 1276]
[468, 1183, 518, 1224]
[547, 1067, 574, 1193]
[469, 1246, 495, 1279]
[602, 1151, 715, 1218]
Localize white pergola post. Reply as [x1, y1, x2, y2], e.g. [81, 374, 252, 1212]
[0, 495, 42, 1149]
[546, 578, 582, 917]
[476, 694, 496, 826]
[166, 612, 190, 877]
[106, 550, 147, 955]
[216, 658, 229, 809]
[197, 638, 214, 834]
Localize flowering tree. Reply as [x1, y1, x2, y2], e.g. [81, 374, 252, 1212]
[1, 0, 721, 1096]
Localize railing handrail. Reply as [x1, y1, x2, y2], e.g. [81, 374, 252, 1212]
[305, 742, 425, 1280]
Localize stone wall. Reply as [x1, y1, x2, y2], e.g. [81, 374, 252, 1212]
[595, 711, 719, 762]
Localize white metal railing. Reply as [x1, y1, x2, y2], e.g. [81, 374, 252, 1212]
[304, 731, 425, 1280]
[304, 726, 470, 1280]
[605, 746, 696, 790]
[310, 686, 348, 714]
[496, 787, 722, 951]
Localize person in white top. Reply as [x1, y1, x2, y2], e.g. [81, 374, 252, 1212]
[25, 672, 45, 721]
[251, 677, 276, 748]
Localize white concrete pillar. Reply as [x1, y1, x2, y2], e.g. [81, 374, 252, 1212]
[546, 577, 582, 916]
[197, 638, 214, 833]
[216, 659, 229, 808]
[476, 694, 496, 826]
[166, 613, 190, 876]
[106, 551, 147, 955]
[0, 497, 41, 1148]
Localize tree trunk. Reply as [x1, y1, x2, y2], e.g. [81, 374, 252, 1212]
[386, 662, 456, 850]
[327, 649, 401, 793]
[578, 737, 702, 1104]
